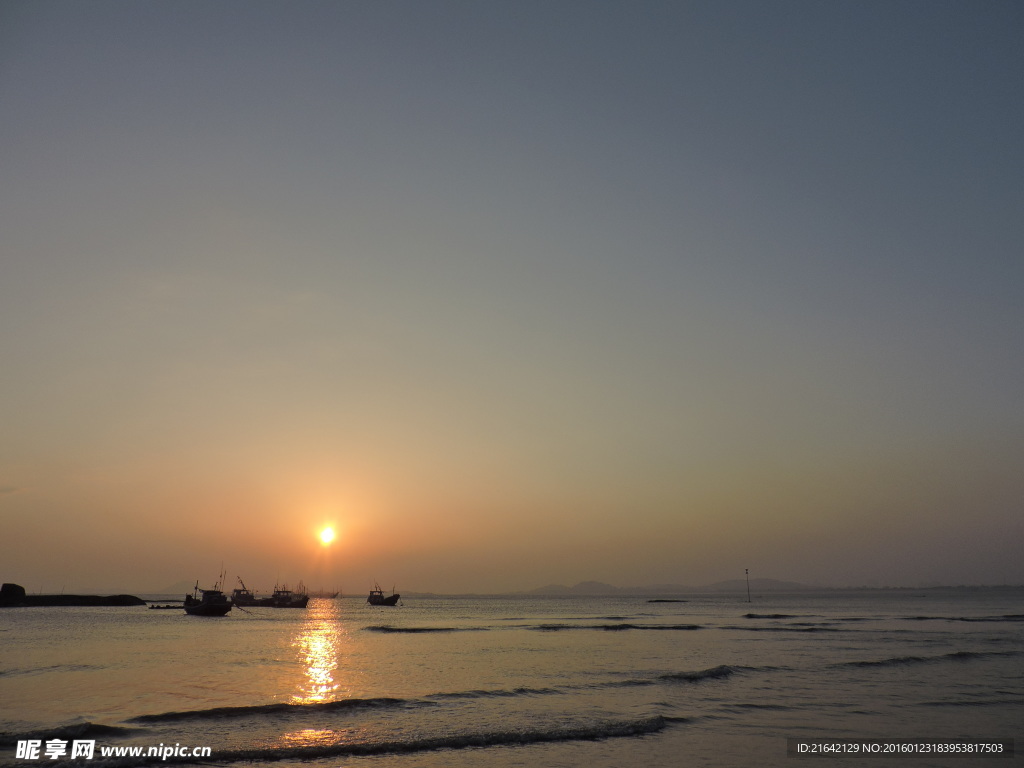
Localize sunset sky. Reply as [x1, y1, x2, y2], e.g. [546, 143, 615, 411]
[2, 1, 1022, 594]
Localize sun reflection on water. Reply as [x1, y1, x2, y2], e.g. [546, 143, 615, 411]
[291, 599, 346, 704]
[280, 728, 338, 747]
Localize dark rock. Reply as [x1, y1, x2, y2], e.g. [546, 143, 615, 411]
[1, 582, 27, 605]
[0, 583, 146, 607]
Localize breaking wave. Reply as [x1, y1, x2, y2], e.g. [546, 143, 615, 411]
[0, 723, 142, 748]
[126, 665, 737, 727]
[128, 697, 415, 723]
[87, 717, 678, 766]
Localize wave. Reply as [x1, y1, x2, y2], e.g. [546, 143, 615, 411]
[594, 664, 737, 690]
[723, 625, 844, 633]
[901, 614, 1024, 622]
[428, 685, 562, 700]
[0, 663, 102, 678]
[362, 625, 487, 633]
[741, 615, 868, 622]
[128, 697, 415, 724]
[921, 697, 1024, 708]
[430, 665, 735, 699]
[360, 616, 738, 633]
[0, 723, 142, 748]
[836, 650, 1024, 669]
[659, 665, 735, 683]
[126, 664, 736, 729]
[84, 717, 677, 766]
[531, 623, 702, 631]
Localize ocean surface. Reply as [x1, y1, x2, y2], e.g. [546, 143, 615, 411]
[1, 589, 1021, 767]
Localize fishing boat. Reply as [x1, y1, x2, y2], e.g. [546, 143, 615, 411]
[184, 575, 232, 616]
[229, 578, 309, 608]
[269, 581, 309, 608]
[230, 578, 261, 607]
[367, 582, 400, 606]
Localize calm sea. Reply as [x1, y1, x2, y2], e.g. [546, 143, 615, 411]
[1, 589, 1021, 767]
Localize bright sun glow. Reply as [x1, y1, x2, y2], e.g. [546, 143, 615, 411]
[319, 527, 335, 546]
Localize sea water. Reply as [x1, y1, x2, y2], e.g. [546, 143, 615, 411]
[1, 589, 1021, 767]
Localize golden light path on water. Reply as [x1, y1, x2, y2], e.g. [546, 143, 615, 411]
[283, 598, 352, 748]
[291, 600, 343, 704]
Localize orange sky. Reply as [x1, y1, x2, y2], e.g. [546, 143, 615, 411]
[2, 2, 1022, 594]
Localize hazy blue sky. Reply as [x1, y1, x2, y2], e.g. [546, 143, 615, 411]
[2, 0, 1022, 593]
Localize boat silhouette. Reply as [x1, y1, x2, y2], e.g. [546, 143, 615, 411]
[367, 582, 400, 606]
[184, 575, 232, 616]
[231, 578, 309, 608]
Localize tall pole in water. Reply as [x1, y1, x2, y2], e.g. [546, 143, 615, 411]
[745, 569, 751, 603]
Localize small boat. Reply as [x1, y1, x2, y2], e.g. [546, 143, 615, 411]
[367, 582, 400, 606]
[184, 576, 232, 616]
[148, 603, 182, 610]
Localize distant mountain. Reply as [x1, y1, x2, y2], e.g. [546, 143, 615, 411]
[528, 578, 824, 595]
[700, 578, 825, 592]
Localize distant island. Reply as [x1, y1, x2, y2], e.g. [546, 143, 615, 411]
[526, 579, 826, 596]
[522, 580, 1022, 595]
[0, 582, 146, 607]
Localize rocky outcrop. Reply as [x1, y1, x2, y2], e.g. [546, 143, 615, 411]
[0, 582, 146, 607]
[0, 582, 27, 604]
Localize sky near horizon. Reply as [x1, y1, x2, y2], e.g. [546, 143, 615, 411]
[2, 0, 1022, 594]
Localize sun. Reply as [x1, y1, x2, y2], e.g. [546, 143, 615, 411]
[319, 527, 336, 546]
